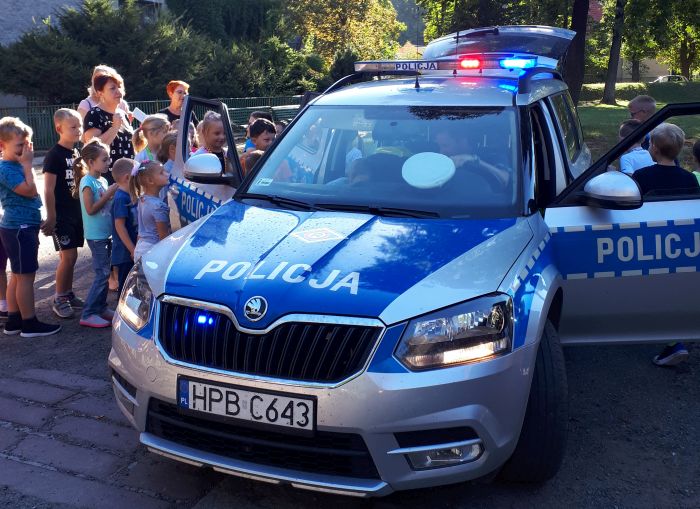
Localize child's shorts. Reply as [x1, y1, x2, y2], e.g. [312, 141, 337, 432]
[0, 226, 40, 274]
[0, 234, 7, 270]
[52, 216, 85, 251]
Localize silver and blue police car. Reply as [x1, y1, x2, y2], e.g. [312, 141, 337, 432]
[109, 26, 700, 496]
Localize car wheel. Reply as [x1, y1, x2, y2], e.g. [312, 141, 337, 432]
[499, 319, 568, 483]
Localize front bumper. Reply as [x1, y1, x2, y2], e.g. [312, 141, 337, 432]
[109, 313, 537, 496]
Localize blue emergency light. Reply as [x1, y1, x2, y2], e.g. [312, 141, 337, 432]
[499, 58, 536, 69]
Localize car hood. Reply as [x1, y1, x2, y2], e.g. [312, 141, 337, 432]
[155, 201, 532, 328]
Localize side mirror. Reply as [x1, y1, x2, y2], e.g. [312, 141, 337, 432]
[577, 171, 642, 210]
[184, 153, 238, 187]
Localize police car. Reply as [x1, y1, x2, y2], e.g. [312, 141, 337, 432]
[109, 26, 700, 496]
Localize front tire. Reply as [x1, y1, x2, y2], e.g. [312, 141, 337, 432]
[500, 320, 568, 482]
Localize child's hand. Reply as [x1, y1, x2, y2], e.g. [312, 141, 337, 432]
[107, 183, 119, 197]
[19, 140, 34, 168]
[41, 217, 56, 236]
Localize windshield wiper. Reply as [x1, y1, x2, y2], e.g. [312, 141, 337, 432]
[238, 193, 317, 211]
[315, 203, 440, 218]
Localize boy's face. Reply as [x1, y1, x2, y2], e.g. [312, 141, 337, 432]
[253, 131, 275, 151]
[0, 134, 27, 161]
[57, 117, 82, 144]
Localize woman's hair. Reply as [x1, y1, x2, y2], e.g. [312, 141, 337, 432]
[129, 160, 163, 203]
[93, 73, 122, 93]
[166, 80, 190, 96]
[132, 114, 170, 153]
[250, 118, 275, 139]
[158, 132, 178, 163]
[87, 65, 122, 98]
[72, 138, 109, 199]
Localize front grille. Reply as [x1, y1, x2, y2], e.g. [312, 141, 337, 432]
[147, 398, 380, 479]
[157, 301, 382, 383]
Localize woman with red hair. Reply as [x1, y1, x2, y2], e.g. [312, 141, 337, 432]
[159, 80, 190, 123]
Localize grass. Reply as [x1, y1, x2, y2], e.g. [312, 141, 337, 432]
[578, 99, 700, 167]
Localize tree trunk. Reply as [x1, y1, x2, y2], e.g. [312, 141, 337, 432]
[563, 0, 589, 105]
[602, 0, 626, 105]
[678, 35, 694, 79]
[631, 58, 640, 82]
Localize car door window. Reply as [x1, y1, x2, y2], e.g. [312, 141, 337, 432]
[549, 93, 580, 162]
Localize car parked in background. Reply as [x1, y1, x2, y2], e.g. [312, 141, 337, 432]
[650, 75, 689, 83]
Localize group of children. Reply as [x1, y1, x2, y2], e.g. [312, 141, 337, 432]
[0, 108, 176, 335]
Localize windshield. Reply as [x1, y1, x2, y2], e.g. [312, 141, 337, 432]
[242, 105, 521, 219]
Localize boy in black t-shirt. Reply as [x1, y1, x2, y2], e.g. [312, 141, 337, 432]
[42, 109, 85, 319]
[632, 123, 699, 367]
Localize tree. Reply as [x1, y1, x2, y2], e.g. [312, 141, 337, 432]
[602, 0, 626, 104]
[655, 1, 700, 79]
[283, 0, 405, 63]
[0, 0, 324, 102]
[563, 0, 590, 104]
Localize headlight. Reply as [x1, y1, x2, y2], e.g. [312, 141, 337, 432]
[395, 294, 513, 370]
[117, 261, 154, 331]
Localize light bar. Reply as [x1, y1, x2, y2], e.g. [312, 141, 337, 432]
[499, 58, 537, 69]
[354, 54, 551, 74]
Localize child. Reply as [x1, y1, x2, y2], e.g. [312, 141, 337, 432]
[158, 132, 178, 173]
[0, 117, 61, 337]
[131, 161, 171, 261]
[192, 112, 226, 171]
[43, 108, 85, 318]
[75, 139, 118, 328]
[274, 120, 287, 136]
[111, 158, 138, 292]
[693, 140, 700, 185]
[632, 123, 699, 366]
[618, 119, 653, 175]
[241, 149, 264, 175]
[249, 119, 276, 152]
[244, 111, 273, 153]
[133, 114, 170, 163]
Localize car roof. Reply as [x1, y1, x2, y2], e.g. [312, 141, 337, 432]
[314, 75, 569, 108]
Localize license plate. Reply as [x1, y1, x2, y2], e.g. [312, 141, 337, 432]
[177, 377, 315, 431]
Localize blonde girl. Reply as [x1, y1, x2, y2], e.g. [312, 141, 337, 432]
[192, 111, 226, 171]
[75, 139, 118, 328]
[133, 114, 170, 161]
[130, 161, 171, 261]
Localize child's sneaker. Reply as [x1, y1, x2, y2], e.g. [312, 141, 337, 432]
[20, 318, 61, 338]
[52, 296, 74, 319]
[652, 343, 689, 366]
[101, 308, 115, 321]
[67, 292, 84, 308]
[3, 314, 21, 336]
[79, 314, 111, 328]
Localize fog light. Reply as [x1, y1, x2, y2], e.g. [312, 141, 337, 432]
[406, 442, 482, 470]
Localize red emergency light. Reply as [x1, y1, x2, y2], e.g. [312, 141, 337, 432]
[459, 57, 481, 70]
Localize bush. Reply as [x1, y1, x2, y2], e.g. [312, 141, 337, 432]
[0, 0, 323, 102]
[580, 82, 700, 103]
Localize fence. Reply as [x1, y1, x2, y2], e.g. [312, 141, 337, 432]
[0, 95, 302, 151]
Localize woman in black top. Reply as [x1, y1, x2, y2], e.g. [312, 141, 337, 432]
[83, 73, 134, 184]
[159, 80, 190, 123]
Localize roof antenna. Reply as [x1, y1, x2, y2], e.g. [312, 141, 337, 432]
[414, 74, 420, 89]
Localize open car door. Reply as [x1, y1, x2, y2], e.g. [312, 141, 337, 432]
[544, 103, 700, 345]
[170, 96, 244, 228]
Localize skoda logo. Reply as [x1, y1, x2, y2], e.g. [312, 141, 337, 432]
[244, 296, 268, 321]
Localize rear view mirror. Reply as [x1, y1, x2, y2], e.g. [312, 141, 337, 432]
[578, 172, 642, 210]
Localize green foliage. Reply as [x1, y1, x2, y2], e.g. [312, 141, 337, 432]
[282, 0, 405, 64]
[391, 0, 426, 44]
[0, 0, 324, 102]
[165, 0, 281, 41]
[580, 81, 700, 103]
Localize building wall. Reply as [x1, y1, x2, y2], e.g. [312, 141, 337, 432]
[0, 0, 85, 46]
[617, 57, 669, 82]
